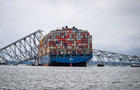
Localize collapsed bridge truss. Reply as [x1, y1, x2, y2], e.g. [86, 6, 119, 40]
[0, 30, 42, 65]
[0, 30, 140, 65]
[88, 49, 140, 66]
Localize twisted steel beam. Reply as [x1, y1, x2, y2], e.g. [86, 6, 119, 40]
[0, 30, 43, 65]
[91, 49, 140, 66]
[0, 30, 140, 66]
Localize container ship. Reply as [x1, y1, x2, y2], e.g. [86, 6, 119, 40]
[37, 26, 93, 66]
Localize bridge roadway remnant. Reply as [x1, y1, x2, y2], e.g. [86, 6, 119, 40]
[0, 30, 140, 65]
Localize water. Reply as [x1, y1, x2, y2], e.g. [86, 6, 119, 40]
[0, 66, 140, 90]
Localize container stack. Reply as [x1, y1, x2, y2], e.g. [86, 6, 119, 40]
[38, 26, 92, 57]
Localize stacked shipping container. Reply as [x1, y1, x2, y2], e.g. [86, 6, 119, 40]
[38, 26, 93, 66]
[38, 27, 92, 56]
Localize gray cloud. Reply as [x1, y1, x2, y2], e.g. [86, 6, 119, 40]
[0, 0, 140, 56]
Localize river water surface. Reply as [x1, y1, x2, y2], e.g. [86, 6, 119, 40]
[0, 66, 140, 90]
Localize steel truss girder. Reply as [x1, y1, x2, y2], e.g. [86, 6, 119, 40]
[0, 30, 43, 65]
[0, 30, 140, 66]
[92, 49, 140, 66]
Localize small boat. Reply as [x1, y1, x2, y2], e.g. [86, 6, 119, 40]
[97, 63, 104, 67]
[131, 64, 140, 67]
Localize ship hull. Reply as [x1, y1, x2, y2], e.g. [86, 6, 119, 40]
[50, 61, 87, 66]
[39, 54, 93, 66]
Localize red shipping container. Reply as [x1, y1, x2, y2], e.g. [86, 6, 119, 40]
[69, 30, 72, 33]
[68, 43, 72, 46]
[67, 36, 70, 38]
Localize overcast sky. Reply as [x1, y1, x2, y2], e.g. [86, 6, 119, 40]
[0, 0, 140, 56]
